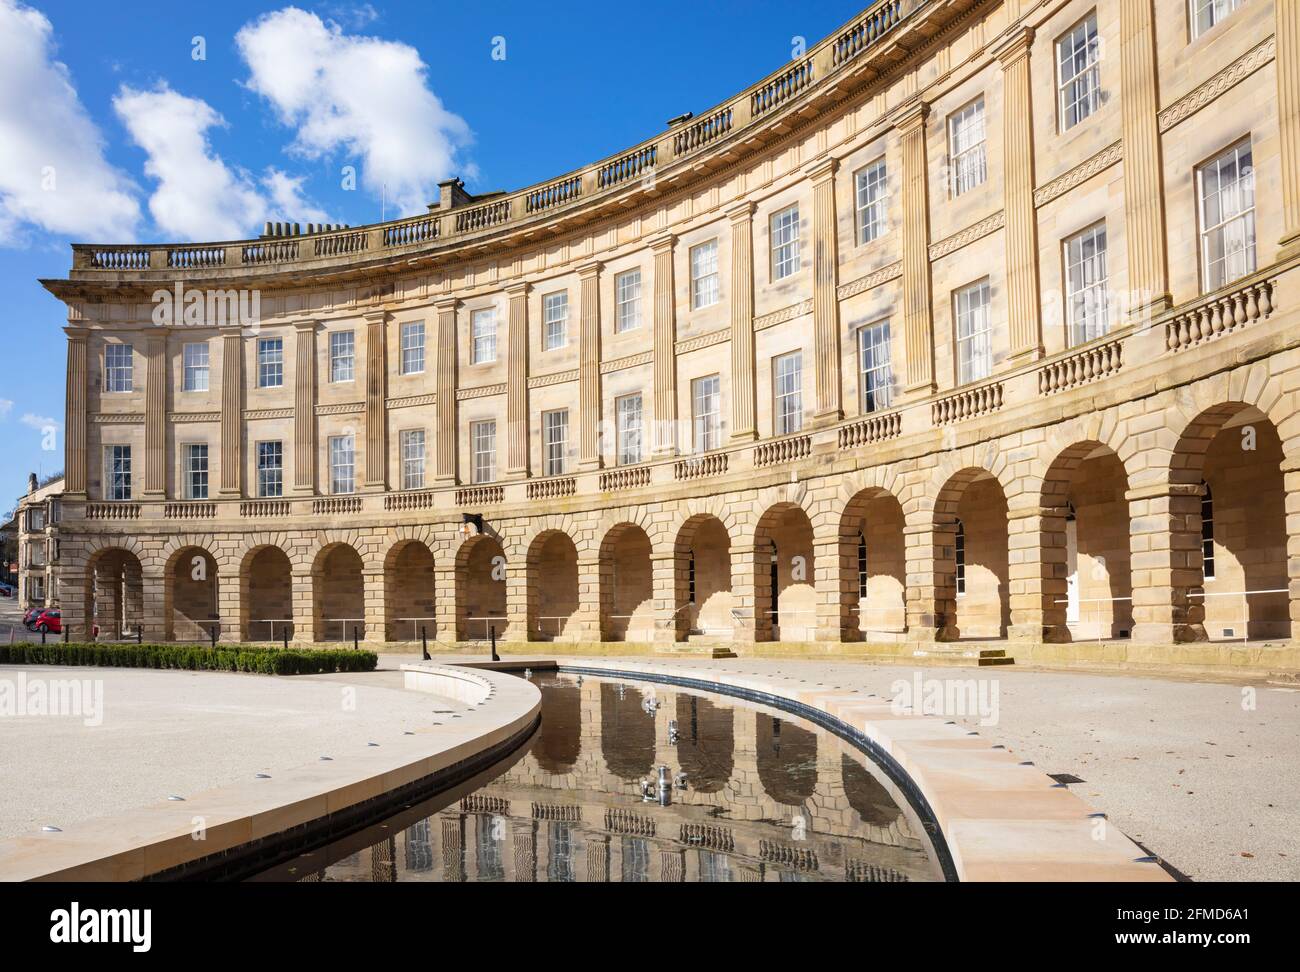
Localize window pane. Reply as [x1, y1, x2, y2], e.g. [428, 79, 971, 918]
[329, 330, 355, 382]
[616, 394, 643, 465]
[771, 206, 801, 280]
[949, 99, 987, 196]
[616, 270, 642, 332]
[257, 441, 283, 497]
[773, 352, 803, 435]
[472, 310, 497, 363]
[329, 435, 355, 494]
[185, 444, 209, 500]
[692, 375, 721, 453]
[955, 280, 992, 384]
[400, 429, 426, 490]
[1199, 141, 1255, 291]
[1057, 15, 1101, 131]
[691, 240, 720, 309]
[542, 410, 569, 477]
[400, 322, 425, 375]
[258, 338, 283, 388]
[543, 292, 568, 350]
[106, 445, 132, 500]
[105, 344, 133, 392]
[182, 342, 209, 392]
[858, 322, 893, 412]
[855, 161, 888, 244]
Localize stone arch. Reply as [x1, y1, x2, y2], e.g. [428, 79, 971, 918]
[533, 676, 583, 775]
[753, 502, 816, 642]
[383, 538, 436, 641]
[600, 682, 656, 782]
[83, 545, 144, 641]
[526, 529, 580, 641]
[312, 542, 365, 641]
[239, 543, 294, 641]
[1037, 441, 1134, 641]
[674, 693, 734, 793]
[673, 513, 734, 641]
[598, 522, 655, 642]
[162, 543, 220, 641]
[837, 486, 907, 642]
[933, 466, 1009, 640]
[1170, 402, 1289, 640]
[755, 712, 818, 808]
[455, 533, 508, 641]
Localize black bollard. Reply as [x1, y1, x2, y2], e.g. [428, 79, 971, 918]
[210, 625, 217, 649]
[41, 627, 46, 645]
[136, 625, 143, 645]
[282, 626, 289, 651]
[63, 625, 68, 644]
[490, 624, 498, 662]
[353, 625, 359, 651]
[421, 625, 429, 661]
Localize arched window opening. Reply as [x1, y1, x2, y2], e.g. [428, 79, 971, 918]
[857, 532, 868, 600]
[954, 519, 966, 597]
[1201, 481, 1215, 581]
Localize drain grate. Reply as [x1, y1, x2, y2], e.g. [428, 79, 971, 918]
[1048, 772, 1086, 785]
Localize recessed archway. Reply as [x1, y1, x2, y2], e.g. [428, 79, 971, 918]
[164, 545, 219, 641]
[674, 694, 734, 793]
[673, 515, 733, 641]
[600, 682, 656, 782]
[384, 540, 436, 641]
[754, 503, 816, 642]
[598, 523, 654, 642]
[455, 534, 508, 642]
[241, 545, 293, 641]
[934, 468, 1009, 640]
[839, 488, 907, 641]
[526, 531, 579, 641]
[84, 547, 144, 641]
[313, 543, 365, 642]
[755, 712, 818, 807]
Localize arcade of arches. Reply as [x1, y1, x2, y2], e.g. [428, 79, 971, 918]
[57, 394, 1300, 662]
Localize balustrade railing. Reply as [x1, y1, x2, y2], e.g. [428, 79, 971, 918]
[838, 409, 902, 448]
[383, 216, 439, 247]
[240, 500, 291, 517]
[932, 382, 1004, 425]
[384, 490, 437, 511]
[1166, 277, 1276, 352]
[1039, 338, 1123, 394]
[242, 240, 299, 264]
[598, 145, 657, 188]
[754, 434, 812, 467]
[456, 484, 504, 506]
[312, 496, 361, 515]
[526, 175, 582, 213]
[163, 502, 216, 518]
[674, 453, 728, 480]
[599, 465, 652, 491]
[167, 247, 224, 269]
[85, 503, 140, 520]
[526, 476, 577, 500]
[674, 108, 733, 156]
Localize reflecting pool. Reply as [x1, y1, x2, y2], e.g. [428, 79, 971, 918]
[256, 673, 944, 882]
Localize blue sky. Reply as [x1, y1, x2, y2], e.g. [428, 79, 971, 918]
[0, 0, 856, 514]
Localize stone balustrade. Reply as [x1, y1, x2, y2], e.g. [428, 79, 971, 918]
[838, 410, 903, 448]
[239, 500, 291, 517]
[599, 465, 652, 491]
[754, 434, 812, 467]
[526, 476, 577, 500]
[456, 484, 505, 506]
[1166, 277, 1276, 352]
[85, 503, 140, 520]
[384, 489, 437, 511]
[1038, 338, 1124, 395]
[674, 453, 729, 480]
[163, 502, 217, 519]
[673, 108, 733, 156]
[932, 382, 1004, 425]
[313, 496, 361, 515]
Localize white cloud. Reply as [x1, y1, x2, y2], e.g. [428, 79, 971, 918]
[0, 0, 140, 243]
[113, 84, 330, 241]
[0, 399, 13, 419]
[236, 7, 472, 217]
[20, 413, 58, 430]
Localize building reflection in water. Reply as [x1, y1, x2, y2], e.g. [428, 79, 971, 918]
[283, 675, 941, 883]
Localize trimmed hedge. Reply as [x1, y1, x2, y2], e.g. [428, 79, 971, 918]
[0, 642, 378, 675]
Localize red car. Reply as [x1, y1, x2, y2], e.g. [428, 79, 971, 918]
[29, 609, 61, 635]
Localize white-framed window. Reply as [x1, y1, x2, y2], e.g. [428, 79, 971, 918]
[400, 429, 426, 490]
[543, 291, 568, 350]
[858, 321, 893, 413]
[329, 434, 355, 495]
[182, 342, 209, 392]
[954, 279, 993, 384]
[399, 321, 425, 375]
[1064, 223, 1109, 345]
[948, 98, 987, 196]
[773, 351, 803, 436]
[855, 159, 888, 244]
[616, 393, 643, 466]
[690, 240, 720, 309]
[955, 519, 966, 596]
[105, 444, 131, 501]
[257, 441, 283, 498]
[257, 337, 283, 388]
[771, 205, 801, 280]
[1191, 0, 1242, 39]
[471, 420, 497, 484]
[542, 409, 569, 477]
[616, 269, 642, 332]
[329, 330, 355, 383]
[184, 443, 209, 500]
[1057, 13, 1101, 132]
[104, 344, 133, 392]
[471, 308, 497, 364]
[692, 374, 722, 453]
[1198, 139, 1255, 292]
[1201, 481, 1216, 580]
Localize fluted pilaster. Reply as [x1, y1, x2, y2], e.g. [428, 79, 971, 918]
[293, 320, 317, 494]
[994, 26, 1042, 360]
[650, 234, 678, 457]
[63, 328, 87, 495]
[506, 282, 530, 477]
[143, 332, 166, 496]
[434, 298, 459, 483]
[578, 260, 603, 469]
[363, 310, 388, 490]
[809, 157, 842, 423]
[1119, 0, 1170, 314]
[893, 99, 934, 392]
[1278, 0, 1300, 253]
[728, 201, 757, 441]
[219, 330, 242, 496]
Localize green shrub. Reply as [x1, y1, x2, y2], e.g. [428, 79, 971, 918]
[0, 642, 378, 675]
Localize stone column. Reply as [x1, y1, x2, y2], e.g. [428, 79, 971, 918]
[1278, 1, 1300, 254]
[568, 557, 602, 641]
[59, 569, 86, 640]
[893, 99, 935, 393]
[219, 329, 243, 496]
[728, 202, 757, 441]
[291, 566, 315, 645]
[143, 332, 167, 498]
[363, 311, 388, 491]
[903, 513, 959, 642]
[64, 328, 88, 496]
[362, 565, 385, 643]
[994, 26, 1042, 361]
[1119, 0, 1170, 315]
[577, 261, 603, 470]
[434, 298, 459, 483]
[293, 320, 317, 494]
[650, 549, 677, 644]
[812, 530, 844, 642]
[650, 235, 678, 457]
[433, 562, 457, 643]
[1283, 456, 1300, 634]
[808, 157, 843, 424]
[1127, 482, 1207, 643]
[1006, 504, 1070, 642]
[140, 569, 166, 641]
[505, 282, 530, 478]
[729, 543, 760, 644]
[504, 558, 528, 644]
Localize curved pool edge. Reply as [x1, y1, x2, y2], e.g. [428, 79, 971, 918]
[0, 666, 541, 882]
[455, 657, 1174, 883]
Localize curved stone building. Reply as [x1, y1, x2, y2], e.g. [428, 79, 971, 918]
[38, 0, 1300, 669]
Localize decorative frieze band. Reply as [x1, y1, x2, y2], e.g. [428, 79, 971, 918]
[1033, 141, 1122, 208]
[91, 413, 144, 424]
[243, 408, 294, 420]
[837, 261, 902, 300]
[167, 411, 221, 423]
[385, 393, 437, 409]
[927, 210, 1005, 261]
[314, 401, 365, 416]
[456, 383, 507, 401]
[527, 370, 578, 389]
[754, 299, 813, 332]
[600, 351, 653, 374]
[1158, 36, 1276, 133]
[675, 327, 730, 355]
